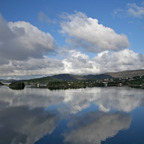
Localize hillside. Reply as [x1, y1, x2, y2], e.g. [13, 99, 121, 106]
[6, 69, 144, 90]
[51, 74, 77, 80]
[14, 69, 144, 85]
[0, 79, 16, 83]
[24, 73, 113, 84]
[24, 77, 57, 84]
[50, 74, 113, 81]
[83, 74, 113, 80]
[107, 69, 144, 78]
[50, 70, 144, 80]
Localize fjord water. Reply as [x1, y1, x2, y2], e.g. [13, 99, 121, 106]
[0, 86, 144, 144]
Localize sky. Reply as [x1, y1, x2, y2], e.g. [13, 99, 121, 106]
[0, 0, 144, 79]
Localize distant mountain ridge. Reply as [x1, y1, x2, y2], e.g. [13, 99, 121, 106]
[0, 79, 16, 83]
[1, 69, 144, 83]
[51, 74, 77, 80]
[51, 74, 113, 80]
[107, 69, 144, 78]
[50, 69, 144, 80]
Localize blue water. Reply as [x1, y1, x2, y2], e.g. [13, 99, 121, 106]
[0, 86, 144, 144]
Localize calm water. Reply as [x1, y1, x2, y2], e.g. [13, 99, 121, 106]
[0, 86, 144, 144]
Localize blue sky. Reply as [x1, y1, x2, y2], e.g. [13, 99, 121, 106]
[0, 0, 144, 79]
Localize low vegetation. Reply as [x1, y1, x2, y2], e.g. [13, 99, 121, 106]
[9, 81, 25, 90]
[47, 80, 105, 90]
[0, 82, 4, 85]
[6, 70, 143, 90]
[23, 75, 144, 90]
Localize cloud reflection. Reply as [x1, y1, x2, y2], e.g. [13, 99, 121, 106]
[62, 87, 144, 113]
[64, 112, 131, 144]
[0, 86, 144, 113]
[0, 86, 141, 144]
[0, 106, 58, 144]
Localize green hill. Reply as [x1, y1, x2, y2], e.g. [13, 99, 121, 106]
[24, 77, 58, 85]
[24, 73, 113, 84]
[23, 69, 144, 84]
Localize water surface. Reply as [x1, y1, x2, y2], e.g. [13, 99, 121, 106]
[0, 86, 144, 144]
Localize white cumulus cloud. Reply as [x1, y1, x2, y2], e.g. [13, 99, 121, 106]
[62, 50, 94, 74]
[0, 14, 57, 60]
[0, 13, 144, 77]
[60, 12, 129, 52]
[92, 49, 144, 73]
[62, 49, 144, 74]
[0, 57, 64, 76]
[0, 49, 144, 76]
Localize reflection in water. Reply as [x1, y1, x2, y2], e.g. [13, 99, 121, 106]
[0, 87, 64, 110]
[0, 86, 144, 113]
[64, 112, 131, 144]
[63, 87, 144, 113]
[0, 86, 144, 144]
[0, 106, 58, 144]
